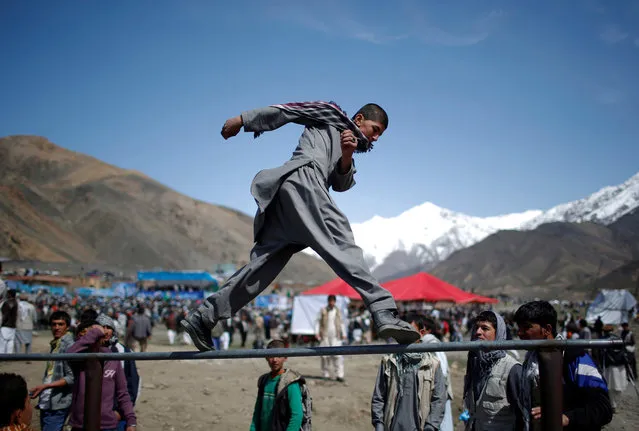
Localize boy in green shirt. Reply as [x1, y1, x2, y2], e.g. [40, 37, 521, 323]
[250, 340, 306, 431]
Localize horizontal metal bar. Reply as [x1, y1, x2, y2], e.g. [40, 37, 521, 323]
[0, 339, 625, 362]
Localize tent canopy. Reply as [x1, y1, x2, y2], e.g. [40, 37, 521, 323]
[302, 272, 497, 304]
[301, 277, 360, 299]
[383, 272, 497, 304]
[586, 289, 637, 325]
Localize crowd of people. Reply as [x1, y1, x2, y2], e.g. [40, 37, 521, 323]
[1, 275, 637, 431]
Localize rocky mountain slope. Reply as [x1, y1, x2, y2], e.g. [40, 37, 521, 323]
[0, 135, 334, 283]
[429, 209, 639, 298]
[347, 172, 639, 280]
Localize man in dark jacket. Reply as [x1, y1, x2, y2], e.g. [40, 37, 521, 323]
[0, 289, 18, 354]
[515, 301, 613, 431]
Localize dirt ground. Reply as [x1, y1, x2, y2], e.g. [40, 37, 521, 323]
[2, 331, 637, 431]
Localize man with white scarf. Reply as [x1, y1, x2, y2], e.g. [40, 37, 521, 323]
[463, 310, 524, 431]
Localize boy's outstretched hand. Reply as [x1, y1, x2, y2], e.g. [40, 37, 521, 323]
[221, 115, 243, 139]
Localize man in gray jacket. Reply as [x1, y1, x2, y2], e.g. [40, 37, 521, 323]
[371, 313, 446, 431]
[131, 305, 153, 352]
[182, 101, 419, 350]
[29, 310, 75, 431]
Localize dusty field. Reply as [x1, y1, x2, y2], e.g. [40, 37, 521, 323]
[1, 331, 637, 431]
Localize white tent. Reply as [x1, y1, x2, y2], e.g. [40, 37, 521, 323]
[586, 289, 637, 325]
[290, 295, 350, 335]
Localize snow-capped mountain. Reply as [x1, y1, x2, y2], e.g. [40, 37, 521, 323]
[348, 171, 639, 272]
[522, 172, 639, 228]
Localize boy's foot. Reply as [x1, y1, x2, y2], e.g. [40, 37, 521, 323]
[373, 310, 421, 344]
[180, 311, 215, 352]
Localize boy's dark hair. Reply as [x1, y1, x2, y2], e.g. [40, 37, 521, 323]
[0, 373, 28, 426]
[49, 310, 71, 327]
[514, 301, 557, 336]
[80, 308, 98, 323]
[354, 103, 389, 129]
[7, 289, 17, 299]
[475, 311, 498, 331]
[405, 313, 437, 333]
[405, 312, 422, 328]
[267, 339, 287, 349]
[75, 320, 97, 339]
[327, 295, 336, 302]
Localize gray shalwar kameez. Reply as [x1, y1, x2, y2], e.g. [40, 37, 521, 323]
[199, 106, 397, 324]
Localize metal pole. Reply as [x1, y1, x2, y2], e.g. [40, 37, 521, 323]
[538, 348, 563, 431]
[0, 338, 625, 362]
[84, 345, 103, 431]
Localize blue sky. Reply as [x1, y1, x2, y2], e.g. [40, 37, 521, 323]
[1, 0, 638, 223]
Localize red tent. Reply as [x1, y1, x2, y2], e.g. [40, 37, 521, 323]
[301, 278, 361, 300]
[302, 272, 497, 304]
[382, 272, 497, 304]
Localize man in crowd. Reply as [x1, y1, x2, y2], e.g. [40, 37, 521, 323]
[599, 324, 628, 412]
[621, 321, 636, 380]
[420, 315, 454, 431]
[15, 293, 36, 355]
[67, 320, 137, 431]
[0, 289, 18, 354]
[463, 310, 524, 430]
[514, 300, 613, 431]
[578, 319, 592, 340]
[315, 295, 346, 382]
[131, 305, 152, 352]
[29, 311, 75, 431]
[97, 314, 141, 431]
[372, 313, 446, 431]
[163, 307, 178, 346]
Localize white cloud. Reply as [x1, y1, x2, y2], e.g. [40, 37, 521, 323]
[268, 1, 503, 47]
[599, 25, 628, 44]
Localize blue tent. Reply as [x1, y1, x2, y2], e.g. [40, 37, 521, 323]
[137, 271, 219, 289]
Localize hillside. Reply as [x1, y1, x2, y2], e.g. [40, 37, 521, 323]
[0, 135, 334, 283]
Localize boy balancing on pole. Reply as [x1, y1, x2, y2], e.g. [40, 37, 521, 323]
[181, 101, 420, 350]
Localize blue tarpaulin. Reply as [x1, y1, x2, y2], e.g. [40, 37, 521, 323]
[136, 290, 209, 300]
[7, 282, 66, 296]
[137, 271, 219, 289]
